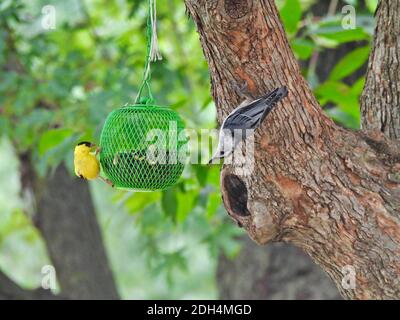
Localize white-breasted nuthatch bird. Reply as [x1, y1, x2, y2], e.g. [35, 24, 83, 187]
[209, 86, 288, 164]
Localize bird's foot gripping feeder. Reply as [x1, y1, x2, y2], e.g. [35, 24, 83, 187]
[99, 104, 186, 191]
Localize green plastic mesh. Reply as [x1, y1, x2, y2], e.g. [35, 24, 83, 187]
[99, 105, 187, 191]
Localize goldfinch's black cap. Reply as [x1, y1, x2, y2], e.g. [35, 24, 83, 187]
[77, 141, 93, 147]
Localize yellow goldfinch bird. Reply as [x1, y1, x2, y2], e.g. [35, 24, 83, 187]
[74, 141, 114, 187]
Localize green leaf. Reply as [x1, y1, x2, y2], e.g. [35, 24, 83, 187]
[291, 38, 315, 60]
[329, 46, 370, 81]
[124, 192, 161, 214]
[161, 188, 178, 221]
[315, 81, 360, 120]
[280, 0, 302, 35]
[194, 165, 209, 187]
[206, 192, 221, 219]
[351, 77, 366, 96]
[176, 190, 197, 223]
[38, 128, 74, 156]
[316, 28, 369, 44]
[365, 0, 378, 13]
[315, 81, 351, 104]
[310, 18, 371, 45]
[0, 117, 11, 137]
[206, 166, 221, 188]
[201, 96, 213, 111]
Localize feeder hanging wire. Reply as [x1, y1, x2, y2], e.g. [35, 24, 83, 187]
[135, 0, 162, 105]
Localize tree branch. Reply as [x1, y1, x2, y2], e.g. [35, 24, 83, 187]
[0, 269, 59, 300]
[217, 0, 369, 300]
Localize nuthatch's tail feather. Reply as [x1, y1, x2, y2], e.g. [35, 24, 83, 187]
[257, 86, 288, 125]
[222, 86, 288, 131]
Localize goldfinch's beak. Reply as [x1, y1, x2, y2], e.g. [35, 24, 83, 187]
[88, 143, 97, 151]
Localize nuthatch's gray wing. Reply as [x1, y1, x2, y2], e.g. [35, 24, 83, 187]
[209, 86, 288, 163]
[222, 86, 288, 131]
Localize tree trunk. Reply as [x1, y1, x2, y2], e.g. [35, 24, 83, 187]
[216, 0, 363, 298]
[185, 0, 400, 299]
[217, 1, 354, 300]
[33, 164, 119, 299]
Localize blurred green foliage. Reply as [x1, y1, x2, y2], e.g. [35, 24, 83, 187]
[0, 0, 376, 298]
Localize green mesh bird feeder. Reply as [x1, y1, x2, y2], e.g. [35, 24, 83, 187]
[100, 105, 186, 190]
[99, 0, 187, 191]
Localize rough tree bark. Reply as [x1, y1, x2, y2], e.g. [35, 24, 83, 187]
[361, 1, 400, 139]
[217, 0, 363, 299]
[185, 0, 400, 299]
